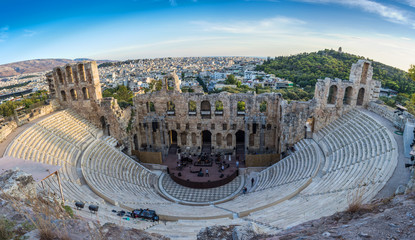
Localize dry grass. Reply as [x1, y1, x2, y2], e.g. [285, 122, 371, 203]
[346, 184, 372, 214]
[1, 189, 72, 240]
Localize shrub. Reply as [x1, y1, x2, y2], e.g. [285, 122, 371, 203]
[0, 217, 15, 240]
[63, 205, 74, 218]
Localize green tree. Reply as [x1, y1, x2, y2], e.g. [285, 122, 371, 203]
[103, 85, 133, 108]
[215, 101, 224, 111]
[257, 49, 415, 95]
[237, 101, 245, 111]
[188, 101, 196, 112]
[410, 65, 415, 81]
[225, 74, 238, 85]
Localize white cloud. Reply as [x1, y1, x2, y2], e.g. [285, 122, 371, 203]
[0, 26, 9, 42]
[405, 0, 415, 7]
[187, 15, 415, 70]
[297, 0, 414, 26]
[192, 16, 306, 34]
[23, 30, 36, 37]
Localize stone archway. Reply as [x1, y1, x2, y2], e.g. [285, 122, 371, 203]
[100, 116, 110, 136]
[170, 130, 178, 145]
[133, 134, 139, 151]
[236, 130, 245, 145]
[343, 86, 353, 105]
[235, 130, 245, 156]
[226, 134, 232, 147]
[357, 88, 365, 106]
[216, 133, 222, 147]
[327, 85, 338, 105]
[202, 130, 212, 145]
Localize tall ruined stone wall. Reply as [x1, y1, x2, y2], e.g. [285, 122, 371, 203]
[280, 100, 314, 152]
[46, 59, 382, 158]
[47, 61, 129, 143]
[132, 88, 282, 155]
[311, 60, 380, 132]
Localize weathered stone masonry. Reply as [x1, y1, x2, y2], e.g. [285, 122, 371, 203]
[47, 60, 380, 161]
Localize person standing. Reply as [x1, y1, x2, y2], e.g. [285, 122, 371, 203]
[251, 178, 254, 187]
[236, 160, 239, 169]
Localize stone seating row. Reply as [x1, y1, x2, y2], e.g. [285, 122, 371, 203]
[254, 139, 321, 192]
[4, 110, 104, 206]
[245, 110, 398, 229]
[210, 139, 322, 216]
[37, 111, 98, 150]
[81, 139, 242, 220]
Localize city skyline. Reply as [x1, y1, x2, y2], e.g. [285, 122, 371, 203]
[1, 0, 415, 70]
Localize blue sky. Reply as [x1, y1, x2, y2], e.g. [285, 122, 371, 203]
[1, 0, 415, 70]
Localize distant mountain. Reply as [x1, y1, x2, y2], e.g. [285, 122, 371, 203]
[0, 58, 113, 78]
[257, 49, 414, 95]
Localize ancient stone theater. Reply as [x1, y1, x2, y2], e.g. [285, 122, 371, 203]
[5, 59, 404, 239]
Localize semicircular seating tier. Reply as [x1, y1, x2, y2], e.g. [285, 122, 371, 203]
[3, 108, 398, 238]
[3, 110, 160, 229]
[245, 109, 398, 228]
[215, 139, 322, 216]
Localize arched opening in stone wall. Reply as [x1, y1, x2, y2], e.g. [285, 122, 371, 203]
[169, 130, 178, 145]
[133, 134, 139, 151]
[260, 101, 267, 113]
[236, 130, 245, 145]
[237, 101, 246, 112]
[357, 88, 365, 106]
[249, 133, 255, 147]
[226, 134, 232, 147]
[327, 85, 338, 105]
[201, 101, 211, 118]
[78, 64, 86, 82]
[86, 67, 93, 83]
[181, 132, 187, 145]
[146, 102, 155, 112]
[343, 86, 353, 105]
[361, 62, 369, 85]
[66, 66, 73, 84]
[60, 91, 67, 101]
[236, 130, 245, 154]
[100, 116, 110, 136]
[167, 101, 175, 114]
[202, 130, 212, 145]
[188, 100, 196, 113]
[216, 133, 222, 147]
[57, 68, 64, 85]
[215, 101, 223, 111]
[201, 101, 211, 111]
[192, 133, 197, 145]
[82, 87, 90, 100]
[70, 89, 77, 101]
